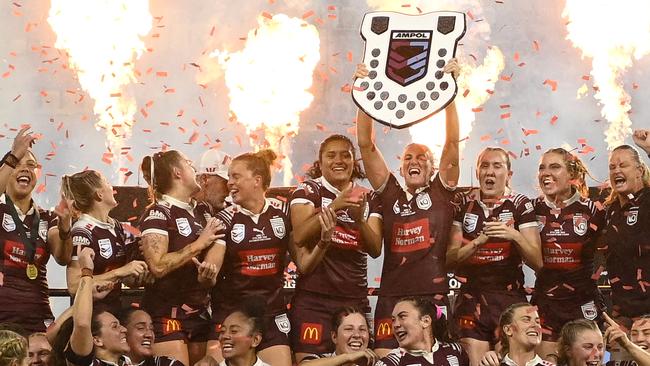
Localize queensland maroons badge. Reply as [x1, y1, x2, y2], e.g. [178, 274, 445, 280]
[352, 11, 466, 129]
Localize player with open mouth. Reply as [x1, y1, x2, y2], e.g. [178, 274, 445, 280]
[447, 147, 541, 366]
[601, 131, 650, 322]
[355, 59, 461, 357]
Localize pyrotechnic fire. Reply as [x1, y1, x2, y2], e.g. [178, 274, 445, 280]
[209, 13, 320, 185]
[366, 0, 504, 165]
[563, 0, 650, 149]
[48, 0, 152, 160]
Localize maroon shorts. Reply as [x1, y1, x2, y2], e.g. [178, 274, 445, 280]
[533, 294, 605, 341]
[148, 304, 211, 343]
[454, 289, 527, 344]
[290, 291, 370, 354]
[0, 309, 53, 334]
[373, 294, 449, 350]
[209, 307, 290, 351]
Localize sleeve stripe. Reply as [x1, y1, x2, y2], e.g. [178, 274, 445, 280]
[141, 228, 169, 236]
[290, 198, 314, 206]
[518, 222, 539, 230]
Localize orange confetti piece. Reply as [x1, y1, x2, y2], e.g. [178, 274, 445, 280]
[471, 107, 483, 113]
[550, 115, 558, 125]
[302, 10, 314, 19]
[543, 79, 558, 91]
[533, 40, 540, 51]
[262, 11, 273, 19]
[500, 112, 511, 119]
[523, 128, 539, 136]
[156, 71, 167, 77]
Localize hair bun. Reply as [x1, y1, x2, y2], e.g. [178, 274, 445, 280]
[255, 149, 278, 165]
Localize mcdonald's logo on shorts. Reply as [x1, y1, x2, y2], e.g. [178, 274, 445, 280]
[375, 318, 392, 340]
[300, 322, 322, 345]
[162, 318, 182, 335]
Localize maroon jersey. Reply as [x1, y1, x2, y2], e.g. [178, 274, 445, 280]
[452, 189, 538, 291]
[138, 195, 213, 309]
[376, 342, 468, 366]
[0, 194, 57, 317]
[290, 177, 378, 299]
[603, 187, 650, 317]
[71, 214, 136, 311]
[373, 173, 455, 296]
[532, 192, 605, 300]
[213, 198, 291, 315]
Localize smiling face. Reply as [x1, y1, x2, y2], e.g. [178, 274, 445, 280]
[477, 149, 511, 199]
[227, 160, 262, 206]
[503, 306, 542, 351]
[631, 317, 650, 350]
[391, 300, 431, 351]
[196, 174, 229, 209]
[124, 310, 155, 361]
[400, 144, 435, 191]
[219, 311, 260, 361]
[332, 313, 370, 355]
[566, 329, 604, 366]
[320, 139, 354, 188]
[94, 312, 129, 355]
[609, 148, 645, 196]
[28, 334, 52, 366]
[6, 152, 38, 200]
[538, 152, 573, 200]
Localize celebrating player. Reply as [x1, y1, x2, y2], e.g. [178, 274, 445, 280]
[532, 148, 605, 361]
[375, 297, 468, 366]
[355, 59, 460, 356]
[556, 319, 604, 366]
[121, 308, 185, 366]
[138, 150, 225, 366]
[206, 150, 293, 366]
[63, 170, 149, 314]
[0, 127, 73, 333]
[299, 306, 377, 366]
[602, 137, 650, 320]
[447, 147, 541, 365]
[289, 134, 381, 362]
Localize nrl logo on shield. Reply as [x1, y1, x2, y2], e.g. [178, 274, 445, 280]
[463, 213, 479, 233]
[626, 209, 638, 226]
[231, 223, 245, 244]
[573, 215, 587, 236]
[270, 217, 286, 239]
[175, 218, 192, 237]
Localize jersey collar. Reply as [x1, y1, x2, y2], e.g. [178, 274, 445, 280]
[502, 353, 544, 366]
[79, 213, 116, 230]
[320, 176, 353, 195]
[543, 189, 581, 210]
[162, 194, 197, 213]
[234, 199, 272, 224]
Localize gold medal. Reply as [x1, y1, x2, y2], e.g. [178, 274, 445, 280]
[26, 264, 38, 280]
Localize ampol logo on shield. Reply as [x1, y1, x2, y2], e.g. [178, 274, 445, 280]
[387, 30, 432, 87]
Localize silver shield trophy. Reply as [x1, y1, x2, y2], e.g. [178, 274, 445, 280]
[352, 11, 466, 129]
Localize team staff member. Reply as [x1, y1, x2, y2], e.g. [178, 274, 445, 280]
[0, 127, 73, 333]
[289, 134, 382, 362]
[63, 170, 149, 314]
[206, 150, 294, 366]
[195, 149, 231, 212]
[139, 150, 225, 366]
[532, 148, 606, 362]
[602, 132, 650, 320]
[447, 147, 541, 366]
[375, 297, 468, 366]
[355, 60, 461, 356]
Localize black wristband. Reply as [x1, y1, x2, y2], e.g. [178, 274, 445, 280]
[1, 151, 18, 169]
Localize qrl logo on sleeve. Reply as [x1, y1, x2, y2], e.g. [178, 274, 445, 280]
[352, 11, 466, 129]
